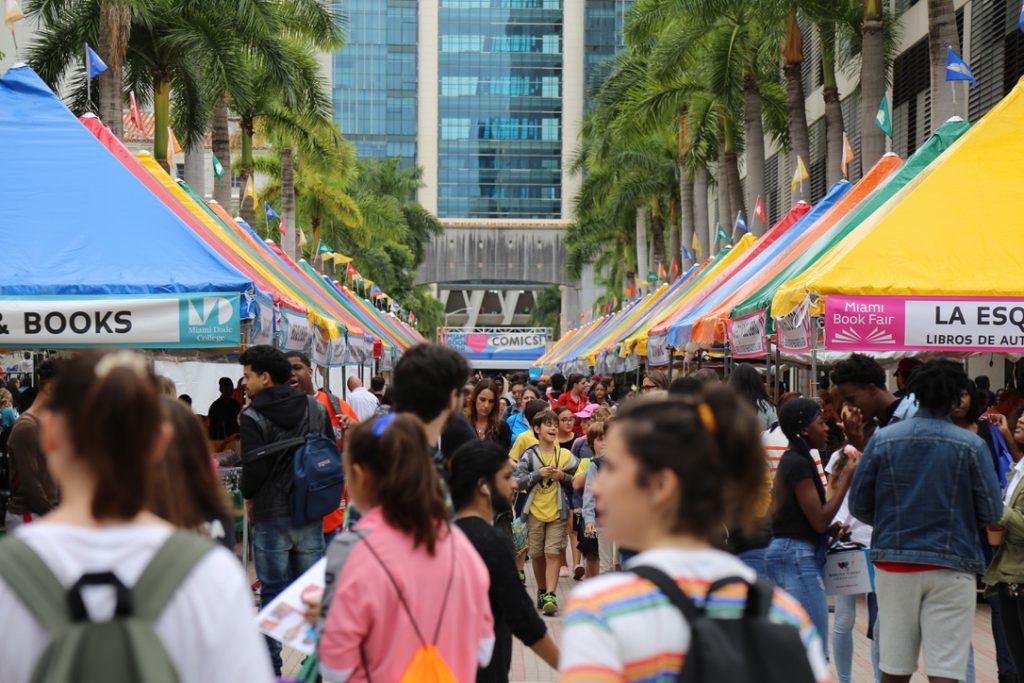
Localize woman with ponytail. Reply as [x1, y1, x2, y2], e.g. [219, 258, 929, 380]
[559, 390, 831, 683]
[318, 412, 494, 682]
[0, 351, 271, 683]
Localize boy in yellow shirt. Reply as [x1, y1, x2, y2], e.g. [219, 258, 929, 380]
[514, 410, 578, 615]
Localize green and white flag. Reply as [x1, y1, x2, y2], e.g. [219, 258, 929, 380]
[715, 223, 732, 245]
[211, 153, 225, 178]
[874, 94, 892, 138]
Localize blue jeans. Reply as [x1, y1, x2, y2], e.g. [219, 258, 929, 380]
[766, 538, 829, 660]
[254, 517, 325, 674]
[736, 547, 768, 580]
[833, 593, 880, 683]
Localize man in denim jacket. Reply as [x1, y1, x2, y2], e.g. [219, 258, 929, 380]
[850, 360, 1002, 683]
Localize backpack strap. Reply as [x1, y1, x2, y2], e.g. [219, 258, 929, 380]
[0, 537, 68, 631]
[630, 565, 702, 623]
[133, 531, 215, 621]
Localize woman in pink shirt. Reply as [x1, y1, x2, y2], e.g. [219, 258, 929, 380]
[319, 413, 494, 682]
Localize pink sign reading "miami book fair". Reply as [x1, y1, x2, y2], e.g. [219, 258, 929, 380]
[824, 295, 1024, 353]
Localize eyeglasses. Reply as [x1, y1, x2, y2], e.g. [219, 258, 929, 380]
[641, 383, 657, 391]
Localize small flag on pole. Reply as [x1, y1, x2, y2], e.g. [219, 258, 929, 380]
[715, 223, 732, 246]
[945, 47, 976, 88]
[128, 91, 144, 131]
[5, 0, 24, 34]
[875, 94, 892, 138]
[735, 210, 748, 234]
[840, 132, 855, 178]
[211, 153, 225, 178]
[278, 216, 286, 237]
[244, 175, 258, 209]
[682, 246, 693, 262]
[790, 156, 809, 192]
[658, 262, 667, 281]
[298, 226, 307, 247]
[1019, 0, 1024, 33]
[265, 203, 280, 223]
[166, 127, 182, 168]
[670, 258, 680, 278]
[754, 195, 766, 224]
[85, 44, 108, 79]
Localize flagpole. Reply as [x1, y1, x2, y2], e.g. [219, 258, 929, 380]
[84, 46, 90, 111]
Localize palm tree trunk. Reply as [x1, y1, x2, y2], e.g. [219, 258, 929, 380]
[238, 117, 256, 226]
[861, 0, 886, 169]
[927, 0, 965, 129]
[212, 95, 232, 210]
[649, 198, 666, 272]
[184, 145, 205, 196]
[723, 116, 744, 233]
[153, 76, 170, 173]
[97, 0, 128, 138]
[783, 12, 811, 202]
[635, 207, 649, 290]
[716, 147, 731, 252]
[820, 22, 846, 186]
[680, 174, 695, 267]
[743, 71, 766, 235]
[281, 147, 297, 259]
[668, 194, 681, 273]
[694, 166, 710, 259]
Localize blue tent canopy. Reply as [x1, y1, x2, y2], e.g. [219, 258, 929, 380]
[0, 66, 252, 348]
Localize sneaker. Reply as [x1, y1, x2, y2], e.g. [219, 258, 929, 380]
[542, 592, 558, 616]
[559, 565, 570, 578]
[536, 589, 547, 610]
[573, 564, 585, 581]
[518, 570, 526, 586]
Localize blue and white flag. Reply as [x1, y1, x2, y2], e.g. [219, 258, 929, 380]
[945, 47, 976, 89]
[85, 44, 107, 79]
[682, 246, 692, 261]
[735, 210, 749, 234]
[264, 202, 280, 222]
[1019, 1, 1024, 33]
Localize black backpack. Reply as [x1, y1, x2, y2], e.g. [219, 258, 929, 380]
[630, 566, 817, 683]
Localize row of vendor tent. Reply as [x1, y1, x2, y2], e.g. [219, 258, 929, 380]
[537, 75, 1024, 373]
[0, 65, 423, 364]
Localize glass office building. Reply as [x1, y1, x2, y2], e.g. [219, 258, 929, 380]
[437, 0, 565, 219]
[584, 0, 632, 108]
[332, 0, 418, 165]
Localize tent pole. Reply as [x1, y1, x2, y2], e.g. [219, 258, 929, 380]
[342, 366, 347, 399]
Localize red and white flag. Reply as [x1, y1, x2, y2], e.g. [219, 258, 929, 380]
[129, 91, 144, 131]
[278, 216, 286, 236]
[754, 195, 766, 224]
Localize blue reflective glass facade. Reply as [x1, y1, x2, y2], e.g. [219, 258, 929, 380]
[438, 0, 564, 219]
[584, 0, 632, 110]
[332, 0, 417, 165]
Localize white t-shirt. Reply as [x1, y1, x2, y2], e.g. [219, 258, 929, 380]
[0, 523, 273, 683]
[346, 387, 380, 422]
[762, 426, 827, 487]
[825, 450, 873, 547]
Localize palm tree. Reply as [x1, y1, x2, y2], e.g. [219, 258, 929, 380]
[927, 0, 964, 129]
[860, 0, 887, 168]
[781, 9, 811, 201]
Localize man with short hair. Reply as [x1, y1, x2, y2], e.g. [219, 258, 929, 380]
[207, 376, 240, 440]
[345, 376, 379, 422]
[894, 358, 922, 398]
[238, 345, 334, 675]
[502, 379, 527, 423]
[286, 351, 358, 543]
[831, 353, 917, 451]
[850, 360, 1002, 683]
[6, 359, 61, 532]
[391, 343, 472, 463]
[369, 375, 386, 402]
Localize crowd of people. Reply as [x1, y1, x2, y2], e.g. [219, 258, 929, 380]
[0, 346, 1022, 683]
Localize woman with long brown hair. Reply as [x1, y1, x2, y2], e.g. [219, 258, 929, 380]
[466, 379, 512, 450]
[318, 413, 493, 681]
[150, 397, 236, 551]
[0, 351, 271, 683]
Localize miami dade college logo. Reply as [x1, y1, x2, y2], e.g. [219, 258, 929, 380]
[188, 297, 234, 327]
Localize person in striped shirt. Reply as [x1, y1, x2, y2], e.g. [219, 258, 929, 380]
[558, 390, 832, 683]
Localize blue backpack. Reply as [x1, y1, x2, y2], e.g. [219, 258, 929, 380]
[248, 396, 344, 527]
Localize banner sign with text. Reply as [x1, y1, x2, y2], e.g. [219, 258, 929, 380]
[825, 295, 1024, 353]
[277, 307, 313, 354]
[446, 329, 548, 362]
[729, 311, 768, 358]
[646, 333, 670, 366]
[776, 300, 814, 354]
[0, 293, 240, 348]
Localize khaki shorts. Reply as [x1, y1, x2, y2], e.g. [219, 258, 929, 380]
[527, 515, 567, 557]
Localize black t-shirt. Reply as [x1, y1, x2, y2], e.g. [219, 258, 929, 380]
[207, 395, 240, 439]
[771, 448, 826, 543]
[455, 516, 547, 683]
